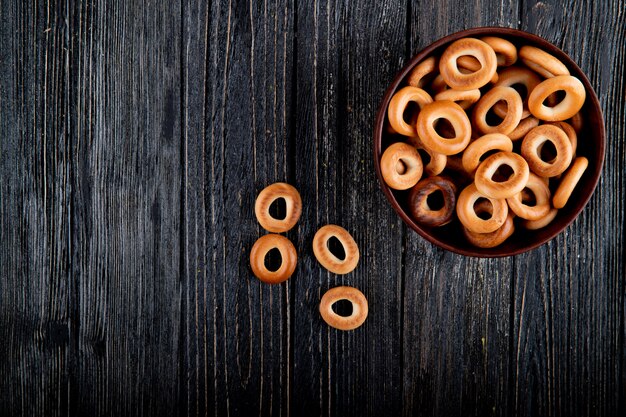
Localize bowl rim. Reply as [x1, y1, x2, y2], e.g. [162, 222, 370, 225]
[373, 26, 606, 258]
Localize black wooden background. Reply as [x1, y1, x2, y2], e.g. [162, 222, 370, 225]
[0, 0, 624, 416]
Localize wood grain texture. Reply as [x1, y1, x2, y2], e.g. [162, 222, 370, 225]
[183, 0, 294, 415]
[292, 0, 406, 416]
[511, 1, 626, 416]
[402, 2, 518, 416]
[180, 1, 211, 414]
[68, 0, 182, 415]
[0, 0, 624, 416]
[0, 1, 71, 415]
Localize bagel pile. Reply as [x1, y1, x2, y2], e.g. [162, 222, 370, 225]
[381, 37, 588, 248]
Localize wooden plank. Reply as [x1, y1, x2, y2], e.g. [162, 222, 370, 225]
[0, 1, 72, 415]
[291, 1, 406, 416]
[511, 1, 625, 416]
[182, 0, 294, 415]
[0, 0, 623, 416]
[180, 1, 210, 414]
[402, 2, 519, 416]
[401, 248, 515, 416]
[68, 1, 182, 415]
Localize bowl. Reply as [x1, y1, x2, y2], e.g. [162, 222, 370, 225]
[373, 27, 605, 257]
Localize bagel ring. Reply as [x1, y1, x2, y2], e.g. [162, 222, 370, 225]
[519, 45, 570, 78]
[474, 151, 530, 199]
[569, 111, 584, 133]
[387, 86, 433, 136]
[313, 225, 359, 274]
[457, 56, 498, 84]
[463, 212, 515, 248]
[493, 66, 542, 119]
[456, 183, 508, 234]
[461, 133, 513, 173]
[472, 86, 523, 135]
[528, 75, 586, 121]
[386, 109, 420, 135]
[481, 36, 518, 66]
[434, 88, 481, 109]
[553, 157, 588, 209]
[548, 121, 578, 155]
[380, 142, 423, 190]
[416, 100, 472, 155]
[407, 176, 457, 227]
[521, 125, 573, 177]
[508, 116, 539, 141]
[522, 208, 559, 230]
[506, 173, 551, 220]
[319, 286, 368, 331]
[409, 136, 447, 176]
[407, 56, 438, 88]
[250, 234, 297, 284]
[439, 38, 497, 90]
[255, 182, 302, 233]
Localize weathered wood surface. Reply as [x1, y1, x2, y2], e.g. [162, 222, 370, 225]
[0, 0, 624, 416]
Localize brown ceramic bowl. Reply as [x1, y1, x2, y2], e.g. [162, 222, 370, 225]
[373, 27, 605, 257]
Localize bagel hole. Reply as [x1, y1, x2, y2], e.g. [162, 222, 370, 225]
[474, 198, 493, 219]
[434, 118, 456, 139]
[426, 189, 445, 211]
[511, 83, 529, 99]
[403, 101, 419, 125]
[543, 90, 566, 107]
[327, 236, 346, 261]
[264, 248, 283, 272]
[521, 189, 537, 206]
[491, 164, 514, 182]
[486, 103, 505, 126]
[457, 55, 481, 72]
[332, 299, 353, 317]
[480, 148, 501, 162]
[419, 72, 438, 88]
[269, 197, 287, 220]
[539, 141, 558, 162]
[396, 159, 407, 175]
[417, 148, 432, 165]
